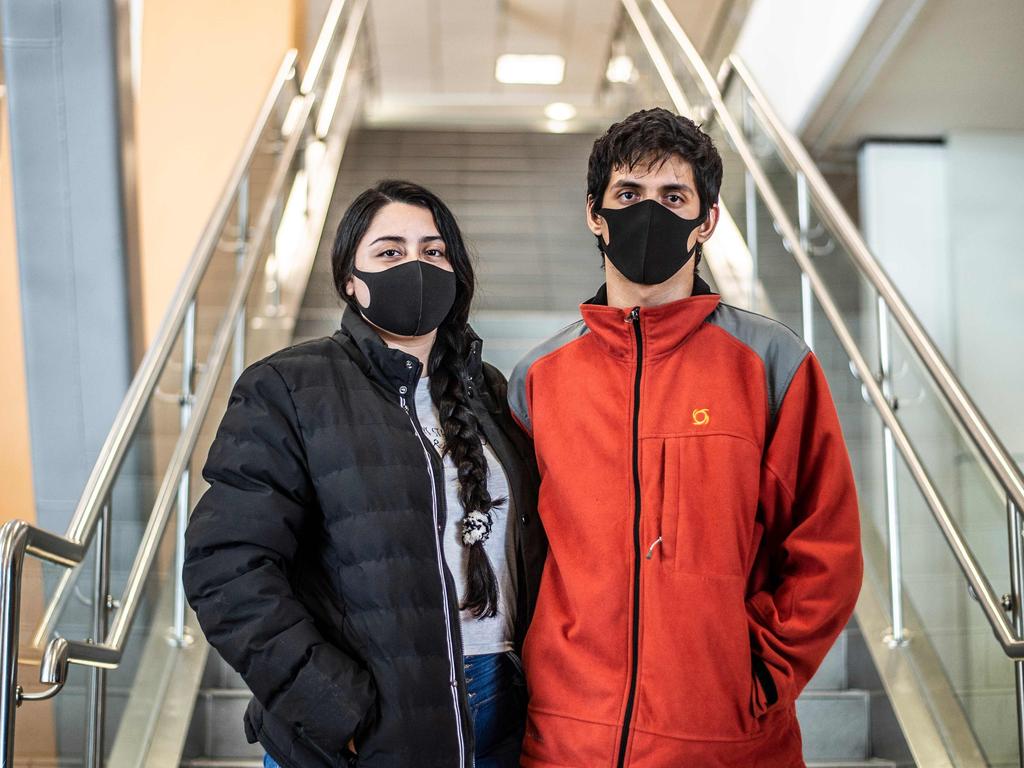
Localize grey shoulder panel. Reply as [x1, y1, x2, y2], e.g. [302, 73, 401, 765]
[707, 304, 810, 427]
[507, 319, 589, 434]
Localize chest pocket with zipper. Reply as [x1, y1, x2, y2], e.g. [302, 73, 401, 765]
[643, 432, 762, 576]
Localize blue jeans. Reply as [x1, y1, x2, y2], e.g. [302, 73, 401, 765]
[263, 651, 526, 767]
[465, 651, 527, 768]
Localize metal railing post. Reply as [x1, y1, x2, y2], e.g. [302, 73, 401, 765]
[269, 187, 286, 314]
[172, 300, 196, 646]
[85, 500, 111, 768]
[234, 173, 250, 381]
[797, 170, 814, 350]
[1008, 496, 1024, 767]
[0, 522, 30, 768]
[878, 297, 907, 647]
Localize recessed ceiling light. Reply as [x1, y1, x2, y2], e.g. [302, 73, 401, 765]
[544, 102, 577, 122]
[495, 54, 565, 85]
[606, 54, 636, 84]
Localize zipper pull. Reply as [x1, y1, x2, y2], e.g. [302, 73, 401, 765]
[625, 306, 640, 323]
[400, 395, 409, 413]
[645, 536, 663, 560]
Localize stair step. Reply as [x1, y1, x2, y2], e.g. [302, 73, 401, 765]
[183, 757, 896, 768]
[187, 689, 259, 760]
[188, 682, 874, 763]
[797, 690, 872, 762]
[199, 650, 248, 691]
[806, 629, 848, 691]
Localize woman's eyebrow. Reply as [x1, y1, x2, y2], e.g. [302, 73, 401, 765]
[369, 235, 406, 246]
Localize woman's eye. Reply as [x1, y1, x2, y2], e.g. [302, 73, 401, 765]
[380, 248, 402, 258]
[424, 248, 446, 259]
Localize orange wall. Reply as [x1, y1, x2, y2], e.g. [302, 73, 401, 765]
[0, 90, 36, 526]
[137, 0, 298, 342]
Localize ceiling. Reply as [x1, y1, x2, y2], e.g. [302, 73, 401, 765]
[802, 0, 1024, 153]
[363, 0, 737, 128]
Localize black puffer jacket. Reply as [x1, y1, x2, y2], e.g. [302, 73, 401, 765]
[183, 308, 546, 768]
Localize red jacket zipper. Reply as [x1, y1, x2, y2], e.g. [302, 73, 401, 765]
[617, 306, 643, 768]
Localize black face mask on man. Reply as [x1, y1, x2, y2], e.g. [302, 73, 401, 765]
[596, 199, 705, 285]
[351, 260, 456, 337]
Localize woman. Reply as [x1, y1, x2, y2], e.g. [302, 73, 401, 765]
[183, 180, 546, 768]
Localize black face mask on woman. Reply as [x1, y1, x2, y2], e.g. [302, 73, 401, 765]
[596, 199, 705, 285]
[352, 260, 456, 337]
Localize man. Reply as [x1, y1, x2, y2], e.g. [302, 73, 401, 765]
[508, 108, 863, 767]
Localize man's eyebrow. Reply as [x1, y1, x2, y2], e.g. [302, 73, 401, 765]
[659, 183, 695, 194]
[609, 179, 696, 195]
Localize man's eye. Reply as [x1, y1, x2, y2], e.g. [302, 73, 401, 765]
[619, 191, 637, 201]
[665, 194, 682, 204]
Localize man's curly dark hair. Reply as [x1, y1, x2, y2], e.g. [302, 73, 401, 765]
[587, 107, 723, 266]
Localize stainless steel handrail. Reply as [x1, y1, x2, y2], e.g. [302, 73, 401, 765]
[38, 48, 296, 569]
[0, 0, 365, 762]
[28, 0, 361, 653]
[301, 0, 350, 97]
[620, 0, 1024, 660]
[718, 52, 1024, 518]
[25, 51, 298, 650]
[34, 93, 310, 678]
[0, 85, 311, 761]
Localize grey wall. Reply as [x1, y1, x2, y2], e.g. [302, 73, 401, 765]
[1, 0, 134, 533]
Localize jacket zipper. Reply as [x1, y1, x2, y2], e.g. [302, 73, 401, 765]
[616, 307, 643, 768]
[401, 392, 468, 768]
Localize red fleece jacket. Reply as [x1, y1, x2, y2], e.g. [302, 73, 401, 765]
[508, 286, 863, 768]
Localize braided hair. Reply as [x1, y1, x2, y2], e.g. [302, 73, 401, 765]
[331, 180, 503, 618]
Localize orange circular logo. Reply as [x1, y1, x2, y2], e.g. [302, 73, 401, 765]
[692, 408, 710, 426]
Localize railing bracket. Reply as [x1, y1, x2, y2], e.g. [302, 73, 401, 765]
[165, 627, 196, 649]
[884, 629, 911, 649]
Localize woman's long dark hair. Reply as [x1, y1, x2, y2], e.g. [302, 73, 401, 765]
[331, 180, 502, 618]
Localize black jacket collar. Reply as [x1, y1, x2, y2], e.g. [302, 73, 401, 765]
[335, 306, 484, 395]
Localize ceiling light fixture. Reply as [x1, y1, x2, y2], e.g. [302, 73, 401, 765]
[495, 54, 565, 85]
[606, 54, 636, 84]
[544, 102, 577, 122]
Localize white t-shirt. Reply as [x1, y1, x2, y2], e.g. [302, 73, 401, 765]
[414, 377, 516, 655]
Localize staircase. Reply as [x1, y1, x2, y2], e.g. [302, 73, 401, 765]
[180, 625, 909, 766]
[179, 127, 912, 767]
